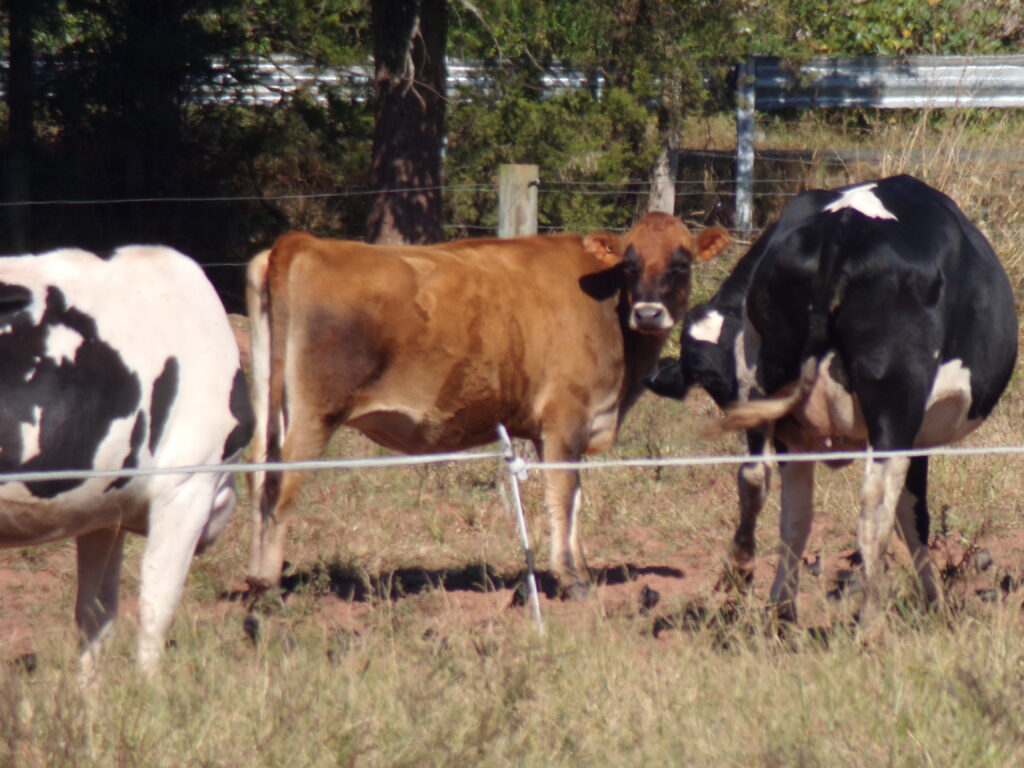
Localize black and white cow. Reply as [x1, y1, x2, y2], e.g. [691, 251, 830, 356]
[647, 175, 1017, 629]
[0, 246, 254, 674]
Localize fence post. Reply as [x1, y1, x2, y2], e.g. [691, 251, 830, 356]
[647, 144, 679, 214]
[735, 56, 756, 237]
[496, 424, 544, 632]
[498, 164, 539, 238]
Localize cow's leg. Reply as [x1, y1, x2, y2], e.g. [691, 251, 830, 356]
[724, 460, 771, 590]
[75, 527, 126, 677]
[857, 454, 911, 631]
[852, 360, 929, 633]
[768, 458, 815, 622]
[835, 278, 940, 629]
[537, 430, 590, 598]
[721, 431, 771, 591]
[245, 416, 268, 579]
[893, 456, 942, 609]
[248, 414, 334, 590]
[137, 480, 220, 674]
[543, 469, 588, 596]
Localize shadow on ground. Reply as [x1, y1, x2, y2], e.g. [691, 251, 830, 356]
[222, 560, 686, 605]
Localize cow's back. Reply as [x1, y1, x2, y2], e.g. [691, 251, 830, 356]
[746, 176, 1017, 416]
[266, 233, 625, 452]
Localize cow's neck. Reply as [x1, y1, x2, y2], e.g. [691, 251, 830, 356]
[618, 324, 666, 423]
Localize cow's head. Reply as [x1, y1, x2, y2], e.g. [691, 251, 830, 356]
[645, 302, 743, 408]
[586, 212, 729, 337]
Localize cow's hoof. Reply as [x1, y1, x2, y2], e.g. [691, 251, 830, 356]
[714, 566, 753, 593]
[773, 602, 799, 625]
[242, 614, 261, 646]
[244, 574, 275, 593]
[245, 587, 285, 615]
[559, 580, 592, 601]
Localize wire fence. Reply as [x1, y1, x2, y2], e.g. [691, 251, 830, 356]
[3, 440, 1022, 487]
[4, 430, 1024, 630]
[0, 177, 786, 244]
[4, 172, 1023, 211]
[2, 176, 1021, 248]
[6, 169, 1023, 287]
[4, 174, 1024, 210]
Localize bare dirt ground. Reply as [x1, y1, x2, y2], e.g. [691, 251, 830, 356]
[3, 500, 1022, 667]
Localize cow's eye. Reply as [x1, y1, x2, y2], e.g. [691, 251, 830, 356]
[668, 260, 691, 279]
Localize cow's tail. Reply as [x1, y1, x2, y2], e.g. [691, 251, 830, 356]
[713, 357, 818, 433]
[259, 234, 307, 521]
[245, 250, 272, 507]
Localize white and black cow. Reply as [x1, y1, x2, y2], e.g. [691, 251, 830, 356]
[647, 174, 1017, 630]
[0, 246, 254, 674]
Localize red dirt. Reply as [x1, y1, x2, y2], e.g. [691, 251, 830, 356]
[3, 509, 1022, 664]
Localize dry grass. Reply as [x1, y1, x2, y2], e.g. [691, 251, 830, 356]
[4, 112, 1024, 765]
[4, 586, 1024, 766]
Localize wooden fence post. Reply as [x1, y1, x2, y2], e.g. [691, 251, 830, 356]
[498, 164, 538, 238]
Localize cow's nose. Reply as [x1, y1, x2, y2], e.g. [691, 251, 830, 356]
[643, 362, 689, 398]
[631, 302, 669, 330]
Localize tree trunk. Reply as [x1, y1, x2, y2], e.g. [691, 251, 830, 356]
[647, 142, 679, 215]
[115, 2, 187, 244]
[366, 0, 447, 245]
[648, 61, 683, 216]
[5, 0, 34, 252]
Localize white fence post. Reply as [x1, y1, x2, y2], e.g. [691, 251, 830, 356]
[496, 424, 544, 632]
[735, 56, 756, 238]
[498, 164, 539, 238]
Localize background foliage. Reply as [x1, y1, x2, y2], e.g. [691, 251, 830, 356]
[3, 0, 1024, 307]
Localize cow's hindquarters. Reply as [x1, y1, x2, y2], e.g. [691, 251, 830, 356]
[246, 245, 339, 590]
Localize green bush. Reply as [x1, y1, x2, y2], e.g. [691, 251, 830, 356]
[446, 87, 659, 234]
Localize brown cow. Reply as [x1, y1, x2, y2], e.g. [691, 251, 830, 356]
[246, 213, 728, 595]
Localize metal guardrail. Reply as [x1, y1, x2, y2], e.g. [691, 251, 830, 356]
[0, 54, 605, 106]
[0, 54, 603, 107]
[750, 54, 1024, 110]
[10, 52, 1024, 232]
[198, 56, 374, 104]
[197, 56, 605, 105]
[735, 54, 1024, 234]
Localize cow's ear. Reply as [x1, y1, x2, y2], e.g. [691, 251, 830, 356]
[584, 232, 622, 265]
[694, 227, 729, 262]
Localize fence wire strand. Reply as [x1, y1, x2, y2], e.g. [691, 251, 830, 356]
[1, 442, 1022, 486]
[4, 173, 1020, 210]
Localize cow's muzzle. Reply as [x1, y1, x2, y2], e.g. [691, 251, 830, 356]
[643, 361, 692, 399]
[629, 302, 673, 333]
